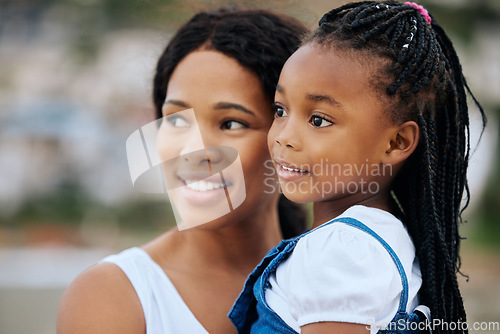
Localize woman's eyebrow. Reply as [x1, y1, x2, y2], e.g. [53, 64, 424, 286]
[213, 102, 256, 117]
[164, 99, 190, 108]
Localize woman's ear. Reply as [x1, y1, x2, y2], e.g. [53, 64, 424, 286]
[383, 121, 419, 166]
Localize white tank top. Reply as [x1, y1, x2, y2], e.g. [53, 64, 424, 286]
[101, 247, 209, 334]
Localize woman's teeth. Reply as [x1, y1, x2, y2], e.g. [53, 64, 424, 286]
[185, 180, 229, 191]
[282, 165, 308, 173]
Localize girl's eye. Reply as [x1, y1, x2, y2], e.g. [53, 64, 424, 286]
[273, 104, 288, 118]
[165, 114, 190, 128]
[310, 115, 333, 128]
[222, 120, 247, 130]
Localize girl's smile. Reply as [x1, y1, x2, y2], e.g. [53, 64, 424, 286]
[274, 158, 311, 181]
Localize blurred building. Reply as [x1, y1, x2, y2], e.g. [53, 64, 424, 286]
[0, 2, 166, 218]
[0, 0, 498, 218]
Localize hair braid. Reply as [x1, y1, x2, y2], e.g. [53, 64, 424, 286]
[308, 1, 487, 332]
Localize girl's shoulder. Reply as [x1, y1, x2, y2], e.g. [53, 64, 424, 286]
[57, 260, 145, 334]
[291, 207, 402, 276]
[301, 205, 414, 260]
[282, 205, 417, 306]
[276, 206, 420, 328]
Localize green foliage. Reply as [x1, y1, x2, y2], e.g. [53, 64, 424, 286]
[2, 181, 175, 234]
[2, 182, 90, 227]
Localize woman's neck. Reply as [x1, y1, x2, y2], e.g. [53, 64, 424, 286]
[144, 203, 282, 276]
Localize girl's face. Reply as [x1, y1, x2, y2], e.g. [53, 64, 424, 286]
[157, 50, 279, 229]
[268, 43, 397, 209]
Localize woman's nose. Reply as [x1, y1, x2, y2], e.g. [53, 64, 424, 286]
[204, 146, 224, 164]
[179, 125, 227, 168]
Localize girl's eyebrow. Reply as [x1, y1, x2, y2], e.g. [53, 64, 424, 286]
[276, 84, 344, 110]
[306, 94, 343, 109]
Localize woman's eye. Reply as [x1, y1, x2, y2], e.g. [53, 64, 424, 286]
[222, 120, 247, 130]
[273, 104, 288, 118]
[310, 115, 333, 128]
[165, 115, 190, 128]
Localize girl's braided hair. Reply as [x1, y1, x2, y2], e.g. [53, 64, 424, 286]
[308, 1, 485, 332]
[153, 8, 309, 238]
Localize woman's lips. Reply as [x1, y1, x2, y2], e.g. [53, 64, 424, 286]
[183, 179, 230, 191]
[175, 171, 233, 206]
[274, 159, 310, 181]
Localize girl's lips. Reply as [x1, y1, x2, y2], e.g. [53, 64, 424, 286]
[274, 159, 311, 181]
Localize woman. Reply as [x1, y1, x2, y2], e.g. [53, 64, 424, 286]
[57, 8, 308, 334]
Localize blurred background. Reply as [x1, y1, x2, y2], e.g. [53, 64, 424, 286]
[0, 0, 498, 333]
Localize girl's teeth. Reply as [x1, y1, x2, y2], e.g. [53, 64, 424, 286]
[282, 165, 307, 173]
[185, 180, 227, 191]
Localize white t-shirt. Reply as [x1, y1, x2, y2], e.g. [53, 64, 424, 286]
[265, 205, 422, 333]
[101, 247, 209, 334]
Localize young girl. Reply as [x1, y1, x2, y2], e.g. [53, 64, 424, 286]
[57, 8, 308, 334]
[229, 1, 485, 333]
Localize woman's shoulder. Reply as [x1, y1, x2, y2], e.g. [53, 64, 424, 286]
[57, 260, 145, 334]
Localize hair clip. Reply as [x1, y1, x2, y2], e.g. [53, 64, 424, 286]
[402, 16, 418, 51]
[404, 1, 431, 24]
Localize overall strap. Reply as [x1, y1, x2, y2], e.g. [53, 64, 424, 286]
[332, 217, 409, 314]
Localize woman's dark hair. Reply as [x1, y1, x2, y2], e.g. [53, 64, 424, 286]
[309, 1, 486, 332]
[152, 8, 309, 238]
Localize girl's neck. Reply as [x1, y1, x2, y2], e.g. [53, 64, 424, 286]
[144, 204, 282, 276]
[312, 192, 391, 229]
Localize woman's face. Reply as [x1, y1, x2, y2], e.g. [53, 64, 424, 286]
[157, 50, 279, 229]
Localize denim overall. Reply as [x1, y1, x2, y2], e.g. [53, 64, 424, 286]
[229, 217, 430, 334]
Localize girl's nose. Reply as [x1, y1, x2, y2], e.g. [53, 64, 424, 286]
[274, 120, 301, 150]
[275, 136, 295, 149]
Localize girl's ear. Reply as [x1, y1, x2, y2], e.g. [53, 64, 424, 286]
[383, 121, 419, 165]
